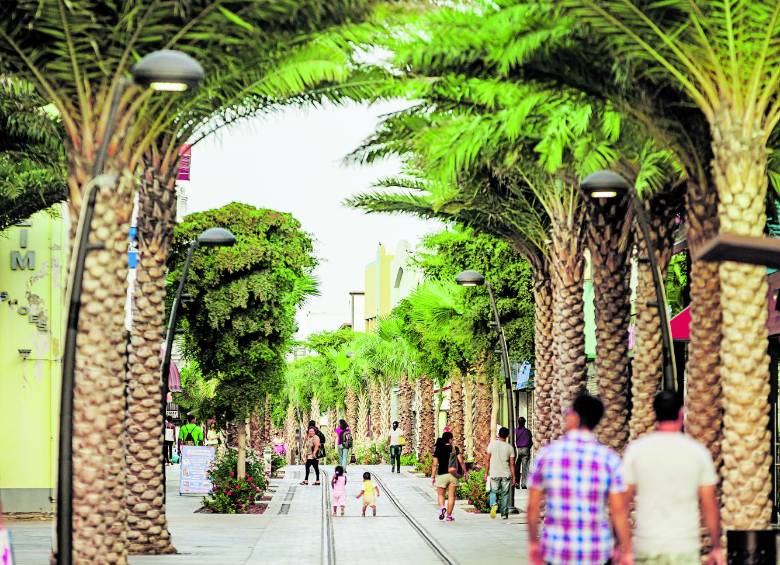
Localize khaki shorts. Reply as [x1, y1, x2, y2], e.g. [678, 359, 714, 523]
[435, 473, 458, 488]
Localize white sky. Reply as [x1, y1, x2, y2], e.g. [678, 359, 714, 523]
[183, 101, 440, 339]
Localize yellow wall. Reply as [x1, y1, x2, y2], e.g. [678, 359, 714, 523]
[0, 208, 66, 511]
[363, 244, 394, 330]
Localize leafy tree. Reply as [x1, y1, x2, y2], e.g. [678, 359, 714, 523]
[170, 202, 316, 480]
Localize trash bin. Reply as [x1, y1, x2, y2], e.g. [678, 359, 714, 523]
[727, 530, 776, 564]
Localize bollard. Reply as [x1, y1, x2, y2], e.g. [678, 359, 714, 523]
[726, 530, 776, 564]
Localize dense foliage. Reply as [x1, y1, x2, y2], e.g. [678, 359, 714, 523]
[170, 202, 317, 424]
[456, 469, 490, 513]
[202, 448, 267, 514]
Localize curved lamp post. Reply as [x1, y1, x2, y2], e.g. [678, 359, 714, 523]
[455, 270, 519, 514]
[58, 50, 204, 564]
[580, 170, 677, 392]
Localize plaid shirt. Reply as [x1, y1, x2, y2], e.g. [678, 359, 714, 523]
[529, 430, 625, 565]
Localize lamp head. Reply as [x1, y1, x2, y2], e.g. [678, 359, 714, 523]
[197, 227, 236, 247]
[455, 270, 485, 287]
[581, 170, 630, 200]
[131, 50, 204, 91]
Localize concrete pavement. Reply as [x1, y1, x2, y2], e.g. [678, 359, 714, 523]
[6, 464, 528, 564]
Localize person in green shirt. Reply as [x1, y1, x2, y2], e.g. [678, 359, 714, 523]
[178, 416, 204, 451]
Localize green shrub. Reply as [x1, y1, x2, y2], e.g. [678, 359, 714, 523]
[202, 448, 266, 514]
[323, 447, 339, 465]
[400, 453, 418, 467]
[271, 453, 286, 474]
[413, 451, 432, 474]
[456, 469, 490, 513]
[353, 439, 388, 464]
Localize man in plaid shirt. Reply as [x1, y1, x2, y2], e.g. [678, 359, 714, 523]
[527, 393, 632, 565]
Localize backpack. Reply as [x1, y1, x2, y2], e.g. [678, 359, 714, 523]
[182, 424, 196, 445]
[342, 429, 354, 449]
[448, 448, 463, 479]
[315, 429, 327, 459]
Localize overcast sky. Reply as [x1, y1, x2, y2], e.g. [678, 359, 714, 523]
[183, 101, 440, 339]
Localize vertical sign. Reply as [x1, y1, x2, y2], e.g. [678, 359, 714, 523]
[177, 144, 192, 181]
[128, 226, 138, 268]
[179, 445, 215, 495]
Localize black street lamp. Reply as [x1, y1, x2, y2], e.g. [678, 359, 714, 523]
[57, 50, 204, 564]
[580, 170, 677, 392]
[455, 269, 520, 514]
[160, 228, 235, 492]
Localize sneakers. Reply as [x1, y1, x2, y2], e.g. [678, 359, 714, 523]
[446, 515, 455, 522]
[490, 504, 498, 519]
[438, 507, 446, 521]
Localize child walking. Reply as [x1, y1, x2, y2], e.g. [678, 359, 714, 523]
[331, 466, 347, 516]
[356, 471, 380, 516]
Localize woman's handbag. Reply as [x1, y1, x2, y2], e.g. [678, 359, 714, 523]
[447, 450, 463, 479]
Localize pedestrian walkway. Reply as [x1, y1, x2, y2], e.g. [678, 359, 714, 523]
[6, 464, 529, 564]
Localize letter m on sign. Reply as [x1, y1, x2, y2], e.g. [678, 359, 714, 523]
[11, 250, 35, 270]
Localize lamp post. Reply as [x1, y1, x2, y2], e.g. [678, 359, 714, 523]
[580, 170, 676, 392]
[57, 50, 204, 564]
[455, 269, 519, 514]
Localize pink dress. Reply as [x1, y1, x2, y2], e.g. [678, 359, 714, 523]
[332, 474, 347, 507]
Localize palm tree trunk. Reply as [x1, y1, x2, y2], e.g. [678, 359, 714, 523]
[284, 404, 297, 464]
[629, 190, 680, 440]
[711, 130, 771, 529]
[357, 391, 370, 445]
[474, 357, 492, 470]
[345, 386, 358, 433]
[531, 267, 556, 449]
[250, 410, 262, 456]
[490, 378, 500, 435]
[380, 381, 391, 438]
[369, 381, 382, 439]
[551, 242, 586, 420]
[262, 393, 271, 448]
[68, 168, 135, 563]
[463, 373, 476, 461]
[419, 377, 436, 458]
[449, 371, 465, 454]
[310, 396, 321, 428]
[398, 376, 414, 455]
[125, 157, 178, 555]
[586, 196, 633, 452]
[236, 420, 247, 480]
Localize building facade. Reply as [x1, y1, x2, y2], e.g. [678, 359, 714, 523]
[0, 207, 68, 512]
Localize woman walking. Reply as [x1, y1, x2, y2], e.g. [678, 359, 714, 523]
[301, 427, 321, 485]
[431, 431, 465, 522]
[334, 419, 352, 468]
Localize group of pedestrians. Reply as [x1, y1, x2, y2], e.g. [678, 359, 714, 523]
[527, 391, 723, 565]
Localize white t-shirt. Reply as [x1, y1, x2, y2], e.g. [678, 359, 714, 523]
[623, 432, 717, 557]
[164, 426, 175, 442]
[487, 439, 514, 478]
[389, 429, 403, 446]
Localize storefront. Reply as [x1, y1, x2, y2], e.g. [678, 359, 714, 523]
[0, 208, 67, 512]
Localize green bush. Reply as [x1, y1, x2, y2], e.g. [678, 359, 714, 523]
[271, 453, 286, 474]
[456, 469, 490, 513]
[323, 447, 339, 465]
[353, 439, 388, 464]
[400, 453, 418, 467]
[202, 448, 266, 514]
[413, 451, 432, 474]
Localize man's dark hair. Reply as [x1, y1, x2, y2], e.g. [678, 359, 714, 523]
[653, 391, 683, 422]
[441, 431, 453, 443]
[498, 426, 509, 439]
[189, 415, 196, 423]
[572, 393, 604, 430]
[308, 419, 316, 428]
[518, 417, 526, 426]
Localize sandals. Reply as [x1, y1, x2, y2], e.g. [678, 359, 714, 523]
[314, 481, 321, 485]
[300, 481, 308, 485]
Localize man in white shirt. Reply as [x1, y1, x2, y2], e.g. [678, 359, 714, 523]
[388, 421, 404, 473]
[623, 391, 724, 565]
[485, 426, 516, 520]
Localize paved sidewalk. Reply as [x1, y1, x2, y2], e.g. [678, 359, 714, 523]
[6, 464, 529, 564]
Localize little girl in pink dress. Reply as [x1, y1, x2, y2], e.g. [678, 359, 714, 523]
[331, 465, 347, 516]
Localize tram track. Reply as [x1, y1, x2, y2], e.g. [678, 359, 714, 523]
[321, 469, 336, 565]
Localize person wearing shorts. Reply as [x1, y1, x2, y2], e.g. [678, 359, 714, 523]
[431, 431, 465, 522]
[331, 465, 347, 516]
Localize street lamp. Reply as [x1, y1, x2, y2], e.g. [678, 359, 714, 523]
[160, 228, 236, 490]
[57, 50, 204, 564]
[455, 270, 519, 514]
[580, 170, 677, 392]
